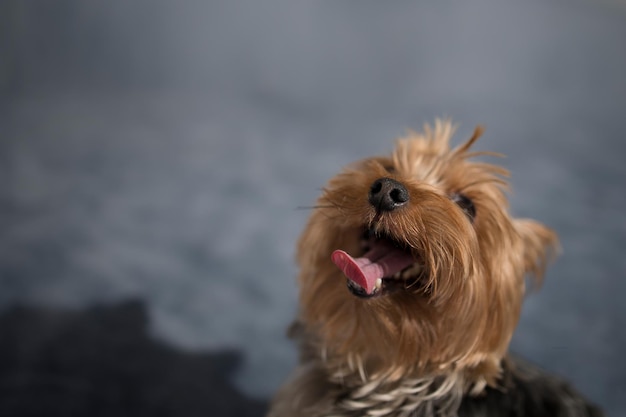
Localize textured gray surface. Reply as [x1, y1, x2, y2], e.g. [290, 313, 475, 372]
[1, 0, 625, 415]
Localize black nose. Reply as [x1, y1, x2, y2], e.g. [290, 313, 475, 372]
[368, 177, 409, 211]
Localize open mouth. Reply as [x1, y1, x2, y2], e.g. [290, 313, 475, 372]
[331, 228, 425, 298]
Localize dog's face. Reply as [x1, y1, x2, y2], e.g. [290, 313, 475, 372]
[297, 121, 557, 384]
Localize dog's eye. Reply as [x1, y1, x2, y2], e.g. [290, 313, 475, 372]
[451, 193, 476, 221]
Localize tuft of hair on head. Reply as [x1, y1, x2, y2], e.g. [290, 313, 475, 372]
[455, 125, 484, 154]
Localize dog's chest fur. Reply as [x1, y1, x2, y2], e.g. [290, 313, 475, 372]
[268, 361, 464, 417]
[268, 357, 602, 417]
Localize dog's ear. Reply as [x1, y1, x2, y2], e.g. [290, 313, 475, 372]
[513, 219, 560, 287]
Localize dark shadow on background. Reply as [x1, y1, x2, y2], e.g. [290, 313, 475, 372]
[0, 300, 267, 417]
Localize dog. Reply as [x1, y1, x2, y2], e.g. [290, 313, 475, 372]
[267, 120, 602, 417]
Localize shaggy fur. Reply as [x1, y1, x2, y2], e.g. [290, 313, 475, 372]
[268, 121, 602, 417]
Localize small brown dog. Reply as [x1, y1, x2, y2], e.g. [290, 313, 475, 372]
[268, 121, 602, 417]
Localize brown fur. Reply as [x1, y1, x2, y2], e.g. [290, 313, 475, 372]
[267, 121, 597, 417]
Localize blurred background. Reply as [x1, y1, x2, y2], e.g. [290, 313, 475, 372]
[1, 0, 625, 416]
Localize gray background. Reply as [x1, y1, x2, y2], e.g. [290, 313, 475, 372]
[1, 0, 625, 415]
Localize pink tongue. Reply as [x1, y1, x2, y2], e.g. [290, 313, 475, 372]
[331, 242, 415, 295]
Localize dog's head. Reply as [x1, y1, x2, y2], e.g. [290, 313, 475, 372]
[297, 120, 558, 386]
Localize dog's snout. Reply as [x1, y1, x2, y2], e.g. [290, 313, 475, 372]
[368, 178, 409, 211]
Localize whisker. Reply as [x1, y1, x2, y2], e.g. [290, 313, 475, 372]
[296, 205, 336, 210]
[405, 278, 421, 290]
[309, 210, 345, 222]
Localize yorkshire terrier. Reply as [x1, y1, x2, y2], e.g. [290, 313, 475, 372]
[267, 121, 602, 417]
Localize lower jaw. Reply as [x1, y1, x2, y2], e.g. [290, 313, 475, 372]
[346, 276, 421, 298]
